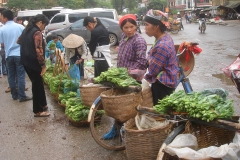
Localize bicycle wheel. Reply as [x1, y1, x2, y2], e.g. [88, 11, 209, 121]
[90, 99, 125, 150]
[203, 23, 206, 33]
[171, 28, 179, 34]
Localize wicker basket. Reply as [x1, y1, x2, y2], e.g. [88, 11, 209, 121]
[124, 118, 171, 160]
[140, 88, 153, 108]
[80, 85, 108, 107]
[100, 88, 142, 123]
[172, 24, 179, 30]
[51, 93, 59, 102]
[68, 115, 102, 127]
[163, 121, 235, 160]
[231, 69, 240, 93]
[58, 101, 66, 108]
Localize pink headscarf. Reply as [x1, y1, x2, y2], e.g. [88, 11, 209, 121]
[145, 9, 170, 29]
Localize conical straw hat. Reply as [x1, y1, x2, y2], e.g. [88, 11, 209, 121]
[62, 34, 84, 48]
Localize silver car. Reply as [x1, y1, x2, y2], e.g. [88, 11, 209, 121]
[46, 17, 122, 46]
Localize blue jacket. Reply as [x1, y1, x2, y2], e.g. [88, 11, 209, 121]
[45, 40, 64, 58]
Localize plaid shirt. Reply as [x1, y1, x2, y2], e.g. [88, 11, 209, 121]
[33, 31, 45, 67]
[117, 32, 148, 70]
[145, 34, 178, 88]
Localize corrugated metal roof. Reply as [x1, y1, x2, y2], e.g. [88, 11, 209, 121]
[208, 6, 219, 10]
[224, 1, 240, 8]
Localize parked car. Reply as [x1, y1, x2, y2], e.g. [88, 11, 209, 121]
[45, 8, 119, 33]
[46, 17, 121, 46]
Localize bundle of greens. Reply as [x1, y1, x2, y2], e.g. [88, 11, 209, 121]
[65, 97, 104, 122]
[58, 91, 77, 105]
[153, 90, 234, 122]
[49, 41, 56, 50]
[48, 75, 62, 94]
[43, 72, 53, 84]
[94, 67, 140, 87]
[63, 79, 79, 94]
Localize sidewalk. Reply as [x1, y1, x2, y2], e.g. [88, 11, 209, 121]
[224, 20, 240, 27]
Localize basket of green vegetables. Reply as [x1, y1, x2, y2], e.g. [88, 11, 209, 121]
[65, 97, 104, 127]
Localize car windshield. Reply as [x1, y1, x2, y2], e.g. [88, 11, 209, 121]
[90, 12, 114, 19]
[71, 19, 84, 28]
[70, 19, 109, 29]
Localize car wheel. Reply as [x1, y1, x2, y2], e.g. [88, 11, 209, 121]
[109, 33, 117, 46]
[58, 36, 64, 42]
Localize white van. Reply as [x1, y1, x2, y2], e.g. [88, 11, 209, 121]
[17, 7, 68, 21]
[45, 8, 118, 33]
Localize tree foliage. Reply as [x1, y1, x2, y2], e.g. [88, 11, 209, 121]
[124, 0, 137, 11]
[96, 0, 113, 8]
[111, 0, 124, 14]
[147, 0, 166, 11]
[6, 0, 85, 13]
[6, 0, 138, 16]
[84, 0, 98, 8]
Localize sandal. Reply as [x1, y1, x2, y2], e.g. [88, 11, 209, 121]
[43, 106, 48, 111]
[5, 87, 28, 93]
[34, 112, 50, 117]
[5, 87, 11, 93]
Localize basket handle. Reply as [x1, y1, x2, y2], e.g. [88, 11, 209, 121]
[135, 105, 165, 117]
[217, 119, 240, 130]
[231, 69, 240, 79]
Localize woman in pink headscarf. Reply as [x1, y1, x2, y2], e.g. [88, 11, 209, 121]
[144, 9, 179, 105]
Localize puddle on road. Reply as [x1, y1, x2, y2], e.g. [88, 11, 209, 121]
[227, 55, 238, 59]
[212, 73, 234, 86]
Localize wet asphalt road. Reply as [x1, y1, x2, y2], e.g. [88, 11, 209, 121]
[0, 20, 240, 160]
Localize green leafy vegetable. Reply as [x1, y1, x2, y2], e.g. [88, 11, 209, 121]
[153, 90, 234, 122]
[94, 67, 140, 87]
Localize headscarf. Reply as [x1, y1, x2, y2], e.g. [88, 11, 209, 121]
[119, 14, 136, 26]
[144, 9, 170, 29]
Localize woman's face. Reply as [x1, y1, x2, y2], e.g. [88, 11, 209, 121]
[36, 21, 46, 31]
[85, 22, 96, 31]
[144, 22, 157, 37]
[122, 21, 137, 37]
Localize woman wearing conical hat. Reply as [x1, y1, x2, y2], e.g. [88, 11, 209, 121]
[62, 34, 88, 80]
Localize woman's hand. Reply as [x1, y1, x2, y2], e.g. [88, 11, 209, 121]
[75, 59, 83, 65]
[40, 66, 46, 76]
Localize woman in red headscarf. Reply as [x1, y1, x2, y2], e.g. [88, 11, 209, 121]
[117, 14, 148, 83]
[101, 14, 148, 140]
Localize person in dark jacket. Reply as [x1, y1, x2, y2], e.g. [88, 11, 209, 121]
[83, 16, 112, 77]
[19, 14, 50, 117]
[198, 10, 206, 30]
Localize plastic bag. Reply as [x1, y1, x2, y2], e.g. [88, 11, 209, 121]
[167, 134, 198, 150]
[201, 88, 229, 100]
[141, 79, 150, 90]
[68, 64, 80, 80]
[63, 79, 79, 94]
[222, 57, 240, 77]
[135, 114, 169, 130]
[128, 69, 146, 82]
[164, 132, 240, 160]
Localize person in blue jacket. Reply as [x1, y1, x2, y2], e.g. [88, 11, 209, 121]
[45, 34, 64, 62]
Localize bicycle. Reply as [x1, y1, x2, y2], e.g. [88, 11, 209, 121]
[88, 86, 141, 151]
[135, 105, 240, 159]
[87, 42, 200, 150]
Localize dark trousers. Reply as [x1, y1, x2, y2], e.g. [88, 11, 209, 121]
[151, 80, 175, 105]
[24, 66, 47, 113]
[94, 60, 109, 77]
